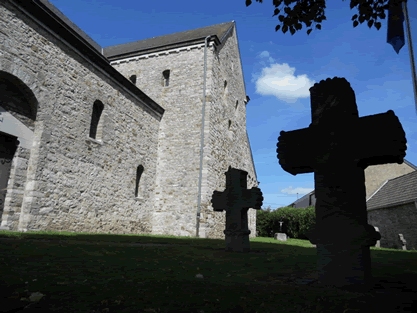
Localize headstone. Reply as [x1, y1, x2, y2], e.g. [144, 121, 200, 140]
[274, 233, 287, 241]
[274, 220, 287, 241]
[277, 77, 407, 290]
[398, 234, 407, 250]
[374, 226, 381, 248]
[211, 166, 263, 252]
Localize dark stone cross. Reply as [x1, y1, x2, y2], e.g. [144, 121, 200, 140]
[211, 166, 263, 252]
[277, 77, 407, 290]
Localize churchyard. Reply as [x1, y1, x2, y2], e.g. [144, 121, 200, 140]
[1, 230, 416, 313]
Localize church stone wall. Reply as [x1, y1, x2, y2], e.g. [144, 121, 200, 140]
[111, 43, 216, 238]
[0, 1, 161, 235]
[111, 24, 258, 239]
[368, 202, 417, 251]
[203, 25, 259, 239]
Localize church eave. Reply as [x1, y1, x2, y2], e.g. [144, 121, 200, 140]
[104, 36, 221, 61]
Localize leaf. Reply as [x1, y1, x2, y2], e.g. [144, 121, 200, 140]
[282, 25, 288, 34]
[353, 20, 359, 28]
[285, 7, 291, 14]
[375, 22, 382, 30]
[359, 15, 365, 23]
[307, 29, 312, 35]
[273, 8, 280, 16]
[246, 0, 252, 6]
[315, 24, 321, 30]
[278, 14, 285, 22]
[352, 14, 358, 21]
[290, 26, 295, 35]
[295, 22, 302, 30]
[275, 24, 281, 31]
[367, 19, 374, 28]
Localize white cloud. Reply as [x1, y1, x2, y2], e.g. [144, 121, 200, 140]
[254, 63, 316, 104]
[281, 186, 314, 196]
[259, 51, 270, 58]
[257, 50, 275, 64]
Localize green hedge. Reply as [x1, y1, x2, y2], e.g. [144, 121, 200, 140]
[256, 206, 316, 239]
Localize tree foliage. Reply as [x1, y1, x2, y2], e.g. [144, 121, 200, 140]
[245, 0, 405, 35]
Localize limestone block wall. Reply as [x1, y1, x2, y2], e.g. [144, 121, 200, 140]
[110, 24, 259, 239]
[111, 44, 215, 238]
[365, 162, 415, 200]
[368, 202, 417, 250]
[203, 25, 259, 239]
[0, 1, 161, 235]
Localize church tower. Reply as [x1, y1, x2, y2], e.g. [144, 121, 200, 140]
[105, 21, 259, 238]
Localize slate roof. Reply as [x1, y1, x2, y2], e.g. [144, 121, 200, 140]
[288, 190, 315, 208]
[103, 21, 235, 60]
[366, 169, 417, 211]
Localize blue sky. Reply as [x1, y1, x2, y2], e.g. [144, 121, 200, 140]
[49, 0, 417, 210]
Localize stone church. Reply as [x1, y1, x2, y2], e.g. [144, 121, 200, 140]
[0, 0, 259, 239]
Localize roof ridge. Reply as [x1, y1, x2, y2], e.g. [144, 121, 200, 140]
[366, 179, 389, 202]
[104, 21, 234, 49]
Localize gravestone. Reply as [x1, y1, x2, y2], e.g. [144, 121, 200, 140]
[211, 166, 263, 252]
[274, 233, 287, 241]
[374, 226, 381, 248]
[274, 220, 287, 241]
[398, 234, 407, 250]
[277, 77, 407, 290]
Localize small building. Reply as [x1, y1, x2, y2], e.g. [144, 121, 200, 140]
[287, 159, 417, 250]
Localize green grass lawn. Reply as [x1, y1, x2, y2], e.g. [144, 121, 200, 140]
[1, 230, 416, 313]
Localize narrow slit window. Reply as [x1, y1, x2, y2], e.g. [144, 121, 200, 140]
[89, 100, 104, 140]
[135, 165, 144, 197]
[162, 70, 170, 87]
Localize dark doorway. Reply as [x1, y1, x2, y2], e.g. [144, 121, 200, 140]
[0, 132, 18, 216]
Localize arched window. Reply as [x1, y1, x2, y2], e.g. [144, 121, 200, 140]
[89, 100, 104, 140]
[130, 75, 137, 85]
[162, 70, 170, 87]
[135, 165, 144, 197]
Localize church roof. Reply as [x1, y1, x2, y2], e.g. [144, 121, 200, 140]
[103, 21, 235, 60]
[366, 169, 417, 211]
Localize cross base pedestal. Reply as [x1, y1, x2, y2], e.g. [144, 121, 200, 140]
[315, 243, 374, 288]
[224, 229, 251, 253]
[305, 224, 381, 289]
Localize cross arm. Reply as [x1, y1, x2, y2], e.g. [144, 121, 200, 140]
[242, 187, 263, 210]
[277, 127, 315, 176]
[211, 190, 229, 212]
[352, 110, 407, 168]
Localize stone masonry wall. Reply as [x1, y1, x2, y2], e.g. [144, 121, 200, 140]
[368, 202, 417, 250]
[202, 25, 258, 239]
[111, 43, 217, 238]
[111, 24, 259, 239]
[0, 1, 161, 234]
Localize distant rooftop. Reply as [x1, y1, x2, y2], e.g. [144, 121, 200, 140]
[103, 21, 235, 60]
